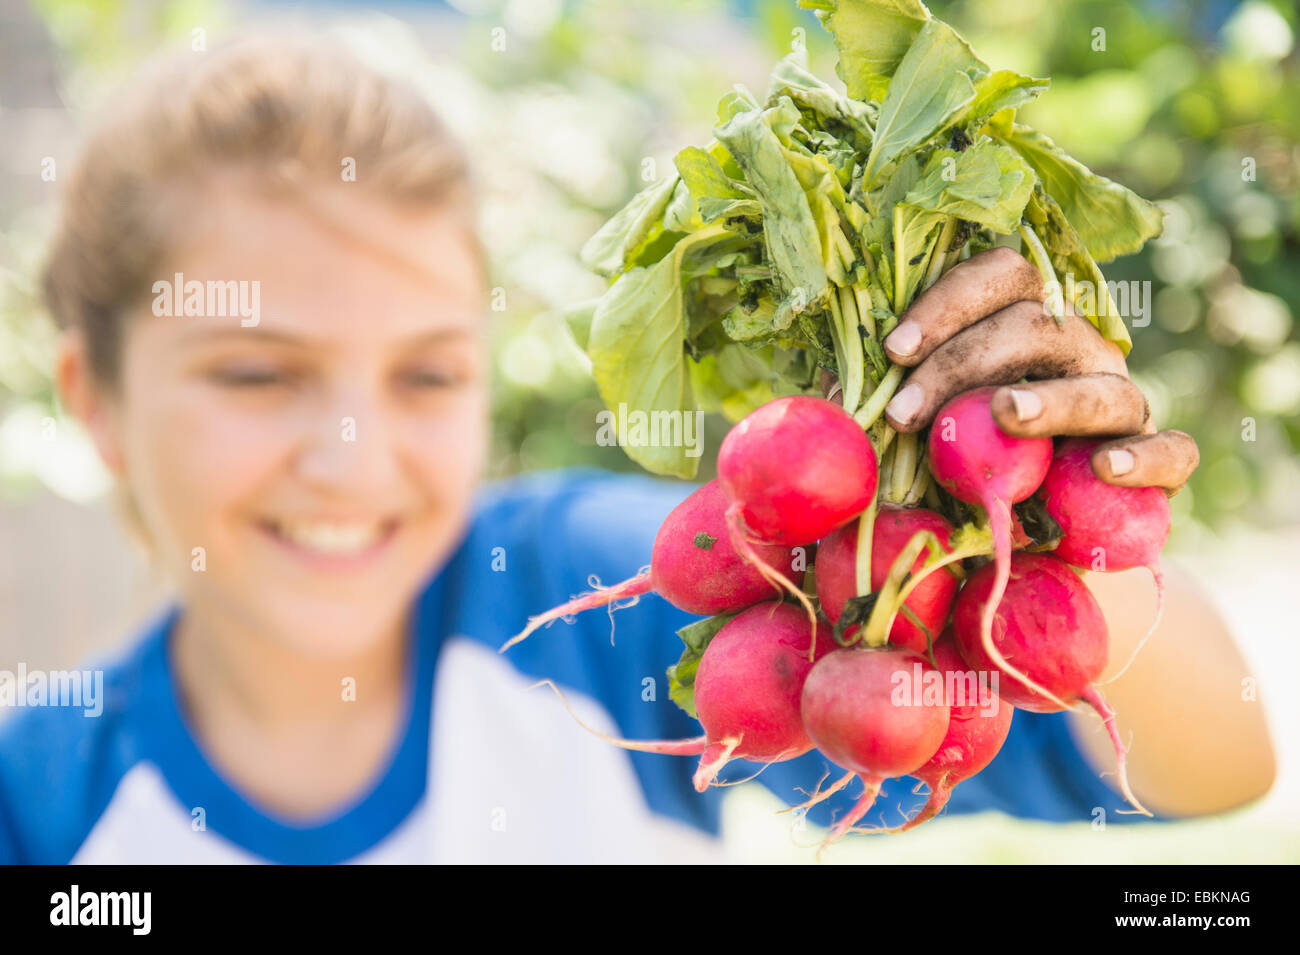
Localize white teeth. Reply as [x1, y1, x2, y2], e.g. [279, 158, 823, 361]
[271, 520, 387, 555]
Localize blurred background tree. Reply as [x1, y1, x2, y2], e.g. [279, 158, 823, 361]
[2, 0, 1297, 537]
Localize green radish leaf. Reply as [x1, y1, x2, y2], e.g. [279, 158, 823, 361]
[1024, 187, 1133, 354]
[892, 213, 945, 312]
[998, 124, 1163, 263]
[783, 149, 859, 287]
[675, 144, 752, 202]
[899, 140, 1036, 234]
[664, 179, 703, 234]
[562, 299, 600, 352]
[580, 175, 681, 278]
[689, 343, 779, 421]
[766, 54, 876, 154]
[862, 18, 988, 187]
[699, 197, 763, 227]
[587, 225, 746, 477]
[963, 70, 1050, 130]
[721, 294, 780, 341]
[717, 86, 763, 125]
[668, 612, 737, 717]
[888, 140, 1034, 310]
[715, 98, 829, 312]
[799, 0, 932, 102]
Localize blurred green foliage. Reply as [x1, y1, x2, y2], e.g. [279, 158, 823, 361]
[3, 0, 1297, 531]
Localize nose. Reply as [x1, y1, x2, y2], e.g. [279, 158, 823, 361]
[293, 382, 404, 500]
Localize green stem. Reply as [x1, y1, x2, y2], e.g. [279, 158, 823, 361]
[1019, 224, 1064, 323]
[853, 284, 876, 339]
[854, 364, 904, 430]
[923, 478, 941, 510]
[877, 439, 897, 512]
[902, 450, 931, 506]
[854, 500, 877, 598]
[922, 217, 958, 292]
[832, 224, 858, 277]
[826, 286, 849, 400]
[892, 206, 906, 315]
[890, 432, 918, 503]
[861, 529, 944, 648]
[869, 284, 890, 314]
[943, 238, 969, 274]
[876, 535, 990, 642]
[836, 285, 865, 414]
[870, 419, 897, 459]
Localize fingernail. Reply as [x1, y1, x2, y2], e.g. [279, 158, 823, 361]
[886, 383, 923, 425]
[1108, 449, 1135, 476]
[886, 320, 922, 357]
[1009, 388, 1042, 422]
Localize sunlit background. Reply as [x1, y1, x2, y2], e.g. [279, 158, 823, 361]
[1, 0, 1297, 862]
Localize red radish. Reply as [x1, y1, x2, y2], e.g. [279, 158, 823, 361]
[719, 395, 877, 547]
[501, 480, 793, 651]
[539, 602, 834, 789]
[718, 396, 877, 632]
[952, 552, 1151, 816]
[817, 505, 959, 652]
[1038, 437, 1171, 680]
[927, 386, 1058, 706]
[691, 601, 835, 790]
[800, 645, 950, 846]
[887, 636, 1013, 831]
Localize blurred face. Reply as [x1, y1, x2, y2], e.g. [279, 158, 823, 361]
[103, 180, 488, 658]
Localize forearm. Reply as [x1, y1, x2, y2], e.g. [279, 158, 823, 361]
[1066, 562, 1276, 817]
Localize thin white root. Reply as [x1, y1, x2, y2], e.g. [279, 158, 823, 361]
[1099, 561, 1165, 686]
[725, 505, 819, 655]
[529, 680, 708, 756]
[780, 769, 856, 815]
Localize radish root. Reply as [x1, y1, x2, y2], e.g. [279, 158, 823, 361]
[1099, 561, 1165, 686]
[501, 570, 653, 652]
[1080, 684, 1153, 817]
[817, 774, 883, 859]
[530, 679, 708, 756]
[693, 737, 741, 792]
[782, 769, 856, 815]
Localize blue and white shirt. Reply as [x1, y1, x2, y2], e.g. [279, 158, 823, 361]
[0, 470, 1147, 863]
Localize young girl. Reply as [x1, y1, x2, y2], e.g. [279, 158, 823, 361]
[0, 34, 1274, 863]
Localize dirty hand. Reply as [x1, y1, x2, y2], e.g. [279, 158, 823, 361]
[878, 246, 1198, 494]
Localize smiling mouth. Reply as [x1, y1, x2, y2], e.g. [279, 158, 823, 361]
[258, 517, 401, 567]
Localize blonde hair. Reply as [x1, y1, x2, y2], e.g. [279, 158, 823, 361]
[43, 31, 475, 389]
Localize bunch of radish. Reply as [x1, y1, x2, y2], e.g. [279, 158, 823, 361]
[507, 390, 1170, 851]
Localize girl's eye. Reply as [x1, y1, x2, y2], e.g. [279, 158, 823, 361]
[211, 368, 293, 388]
[399, 368, 459, 389]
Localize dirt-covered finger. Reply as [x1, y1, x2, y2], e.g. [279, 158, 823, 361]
[1090, 430, 1200, 495]
[883, 247, 1045, 367]
[884, 301, 1128, 432]
[989, 373, 1148, 438]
